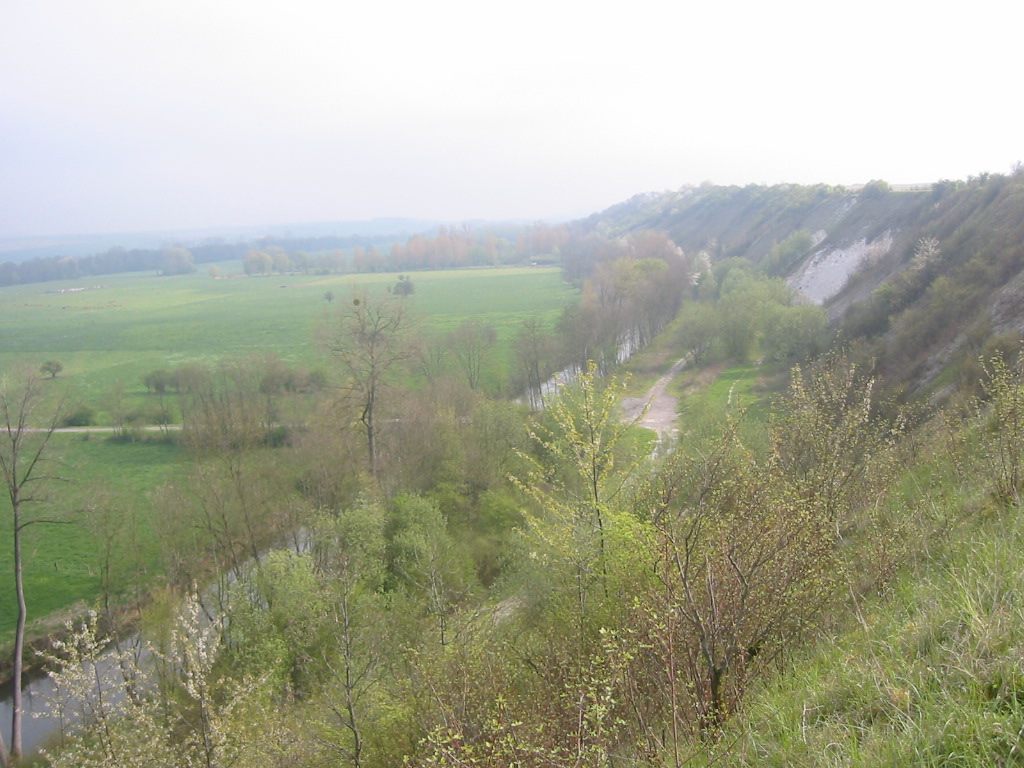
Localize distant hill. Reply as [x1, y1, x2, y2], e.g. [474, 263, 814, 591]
[573, 173, 1024, 397]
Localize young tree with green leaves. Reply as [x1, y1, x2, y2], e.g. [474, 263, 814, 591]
[769, 352, 905, 535]
[389, 494, 476, 647]
[0, 370, 65, 767]
[513, 361, 647, 633]
[39, 360, 63, 379]
[308, 499, 390, 767]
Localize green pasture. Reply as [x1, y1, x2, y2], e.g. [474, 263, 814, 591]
[0, 265, 576, 644]
[0, 435, 185, 639]
[0, 265, 576, 421]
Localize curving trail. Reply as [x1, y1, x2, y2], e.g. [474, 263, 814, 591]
[620, 355, 689, 440]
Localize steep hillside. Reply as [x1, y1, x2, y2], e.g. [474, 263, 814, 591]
[576, 172, 1024, 395]
[577, 181, 921, 273]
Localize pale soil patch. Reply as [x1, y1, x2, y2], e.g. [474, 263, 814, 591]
[789, 232, 894, 304]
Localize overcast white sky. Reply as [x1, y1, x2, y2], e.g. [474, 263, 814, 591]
[1, 0, 1021, 237]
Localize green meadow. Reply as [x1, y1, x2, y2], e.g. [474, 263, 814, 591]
[0, 265, 575, 419]
[0, 265, 577, 642]
[0, 435, 184, 638]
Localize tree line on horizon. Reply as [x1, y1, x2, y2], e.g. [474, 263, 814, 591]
[0, 221, 576, 287]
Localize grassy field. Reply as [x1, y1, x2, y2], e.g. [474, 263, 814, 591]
[0, 265, 577, 643]
[0, 435, 184, 639]
[0, 265, 575, 421]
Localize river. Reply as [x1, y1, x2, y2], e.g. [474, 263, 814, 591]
[0, 670, 63, 756]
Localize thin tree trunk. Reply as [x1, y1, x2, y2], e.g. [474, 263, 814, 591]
[1, 373, 65, 766]
[11, 505, 24, 763]
[364, 394, 376, 477]
[341, 597, 363, 767]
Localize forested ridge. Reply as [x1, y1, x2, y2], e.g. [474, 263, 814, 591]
[6, 172, 1024, 766]
[581, 171, 1024, 397]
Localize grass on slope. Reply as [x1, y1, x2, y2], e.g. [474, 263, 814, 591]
[702, 509, 1024, 767]
[684, 408, 1024, 767]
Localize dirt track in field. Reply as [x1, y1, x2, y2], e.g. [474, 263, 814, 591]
[619, 355, 689, 440]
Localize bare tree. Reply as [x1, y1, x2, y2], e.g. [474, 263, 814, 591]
[0, 370, 65, 766]
[448, 319, 496, 391]
[324, 292, 414, 477]
[512, 317, 551, 409]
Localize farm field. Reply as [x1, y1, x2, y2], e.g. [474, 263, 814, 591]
[0, 265, 577, 644]
[0, 265, 575, 421]
[0, 435, 184, 639]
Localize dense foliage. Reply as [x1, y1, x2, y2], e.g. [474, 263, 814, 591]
[8, 176, 1024, 766]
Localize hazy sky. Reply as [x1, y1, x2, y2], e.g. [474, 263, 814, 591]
[1, 0, 1020, 237]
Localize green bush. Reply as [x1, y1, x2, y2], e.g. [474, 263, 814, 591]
[60, 405, 95, 428]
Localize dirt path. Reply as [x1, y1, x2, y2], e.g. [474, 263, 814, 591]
[620, 355, 689, 440]
[26, 425, 180, 436]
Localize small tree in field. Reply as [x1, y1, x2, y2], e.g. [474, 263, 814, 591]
[40, 360, 63, 379]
